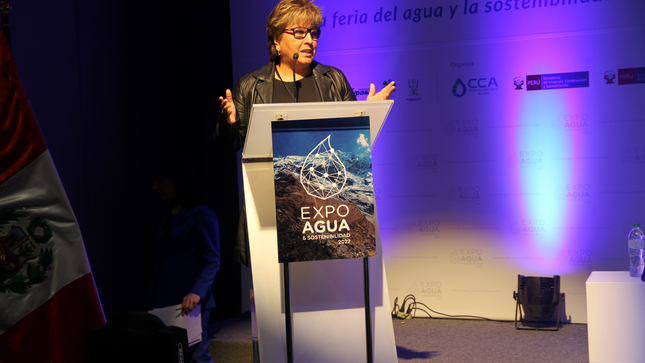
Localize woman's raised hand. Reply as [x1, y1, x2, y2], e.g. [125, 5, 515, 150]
[367, 81, 396, 101]
[219, 89, 237, 124]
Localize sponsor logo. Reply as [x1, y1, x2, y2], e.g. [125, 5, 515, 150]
[453, 77, 499, 97]
[513, 77, 524, 90]
[0, 211, 54, 294]
[408, 79, 419, 96]
[618, 67, 645, 85]
[604, 70, 616, 85]
[452, 78, 467, 97]
[407, 79, 421, 101]
[353, 88, 370, 98]
[527, 75, 542, 91]
[527, 71, 589, 91]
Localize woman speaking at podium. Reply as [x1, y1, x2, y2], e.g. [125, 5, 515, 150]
[216, 0, 396, 152]
[216, 0, 395, 266]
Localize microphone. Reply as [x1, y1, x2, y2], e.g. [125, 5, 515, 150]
[292, 53, 299, 102]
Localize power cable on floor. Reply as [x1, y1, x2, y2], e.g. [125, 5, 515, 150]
[392, 294, 511, 323]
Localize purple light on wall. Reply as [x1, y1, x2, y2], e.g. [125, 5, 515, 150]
[502, 42, 594, 274]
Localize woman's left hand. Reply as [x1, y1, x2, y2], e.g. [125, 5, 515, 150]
[367, 81, 396, 101]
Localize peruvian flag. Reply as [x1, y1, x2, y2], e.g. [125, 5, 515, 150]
[0, 30, 105, 362]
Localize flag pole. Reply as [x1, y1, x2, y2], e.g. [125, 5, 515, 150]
[1, 1, 11, 46]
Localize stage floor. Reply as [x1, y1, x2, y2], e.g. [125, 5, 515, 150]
[208, 314, 589, 363]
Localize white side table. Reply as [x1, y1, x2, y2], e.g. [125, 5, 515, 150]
[586, 271, 645, 363]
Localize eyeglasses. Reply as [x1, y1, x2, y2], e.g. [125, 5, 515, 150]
[284, 27, 321, 40]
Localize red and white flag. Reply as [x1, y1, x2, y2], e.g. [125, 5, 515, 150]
[0, 31, 105, 362]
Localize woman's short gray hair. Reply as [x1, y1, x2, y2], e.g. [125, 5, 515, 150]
[266, 0, 323, 61]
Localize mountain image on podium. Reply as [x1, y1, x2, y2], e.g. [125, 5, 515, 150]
[271, 117, 376, 263]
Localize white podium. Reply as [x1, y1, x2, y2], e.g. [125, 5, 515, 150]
[242, 100, 397, 363]
[586, 271, 645, 363]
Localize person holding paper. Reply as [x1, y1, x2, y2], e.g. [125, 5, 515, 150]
[215, 0, 395, 265]
[147, 156, 220, 363]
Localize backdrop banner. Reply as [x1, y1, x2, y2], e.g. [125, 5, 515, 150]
[232, 0, 645, 323]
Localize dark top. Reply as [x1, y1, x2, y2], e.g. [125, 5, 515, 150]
[215, 61, 357, 153]
[273, 72, 318, 103]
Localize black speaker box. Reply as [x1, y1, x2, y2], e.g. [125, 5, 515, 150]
[90, 312, 188, 363]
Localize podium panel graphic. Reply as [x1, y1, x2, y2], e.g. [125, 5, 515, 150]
[242, 101, 396, 363]
[271, 116, 376, 263]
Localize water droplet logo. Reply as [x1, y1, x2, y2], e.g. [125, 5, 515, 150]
[452, 78, 466, 97]
[300, 135, 347, 200]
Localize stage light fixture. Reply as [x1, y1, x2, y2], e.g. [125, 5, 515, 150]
[513, 274, 565, 331]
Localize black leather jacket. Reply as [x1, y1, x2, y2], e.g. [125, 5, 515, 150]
[215, 61, 357, 151]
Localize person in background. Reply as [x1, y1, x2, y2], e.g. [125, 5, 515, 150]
[147, 156, 220, 363]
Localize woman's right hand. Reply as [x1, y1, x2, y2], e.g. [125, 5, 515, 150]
[219, 89, 236, 125]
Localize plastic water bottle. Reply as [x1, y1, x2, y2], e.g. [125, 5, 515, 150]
[628, 223, 645, 277]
